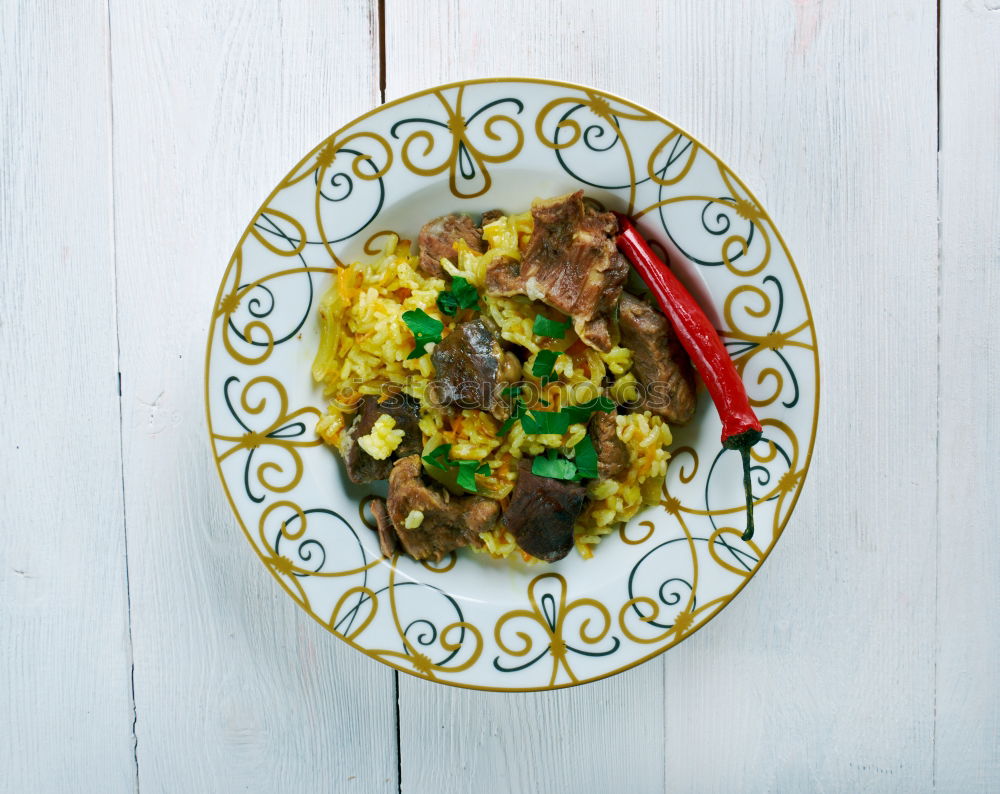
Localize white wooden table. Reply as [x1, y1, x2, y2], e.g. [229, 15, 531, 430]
[3, 1, 998, 791]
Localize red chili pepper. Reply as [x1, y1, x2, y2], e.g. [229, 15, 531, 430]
[614, 212, 763, 540]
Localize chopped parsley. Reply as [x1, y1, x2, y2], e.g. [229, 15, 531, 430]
[520, 409, 571, 436]
[456, 459, 491, 492]
[436, 276, 479, 316]
[532, 314, 571, 339]
[499, 394, 615, 437]
[531, 449, 578, 481]
[402, 309, 443, 359]
[571, 436, 599, 480]
[421, 443, 489, 493]
[531, 349, 561, 386]
[497, 416, 517, 436]
[436, 292, 459, 316]
[498, 398, 526, 436]
[529, 437, 600, 483]
[422, 443, 453, 471]
[561, 396, 615, 424]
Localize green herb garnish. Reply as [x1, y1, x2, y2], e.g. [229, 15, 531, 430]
[422, 443, 453, 471]
[561, 396, 615, 424]
[498, 385, 524, 435]
[497, 415, 518, 436]
[532, 314, 571, 339]
[456, 460, 491, 492]
[520, 409, 571, 436]
[402, 309, 444, 359]
[436, 291, 459, 316]
[503, 395, 617, 437]
[529, 437, 600, 483]
[499, 384, 527, 428]
[499, 388, 617, 438]
[452, 277, 479, 310]
[498, 397, 526, 436]
[421, 443, 488, 493]
[571, 435, 599, 480]
[531, 349, 561, 387]
[531, 449, 578, 481]
[436, 276, 479, 316]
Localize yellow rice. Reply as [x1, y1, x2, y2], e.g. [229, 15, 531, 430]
[312, 211, 674, 561]
[356, 414, 403, 460]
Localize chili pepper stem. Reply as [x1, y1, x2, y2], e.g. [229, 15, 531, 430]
[722, 428, 763, 541]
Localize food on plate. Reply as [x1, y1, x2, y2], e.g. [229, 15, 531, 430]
[418, 213, 486, 279]
[313, 191, 695, 563]
[614, 213, 763, 539]
[428, 316, 521, 419]
[484, 192, 628, 352]
[588, 411, 630, 480]
[617, 292, 697, 424]
[384, 454, 501, 560]
[369, 497, 398, 559]
[339, 393, 422, 483]
[502, 458, 586, 563]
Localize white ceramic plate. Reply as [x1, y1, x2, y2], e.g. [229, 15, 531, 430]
[205, 78, 819, 691]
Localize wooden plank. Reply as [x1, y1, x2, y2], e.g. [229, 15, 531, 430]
[653, 1, 939, 790]
[936, 2, 1000, 789]
[0, 2, 135, 790]
[383, 3, 665, 791]
[108, 1, 397, 790]
[385, 0, 939, 791]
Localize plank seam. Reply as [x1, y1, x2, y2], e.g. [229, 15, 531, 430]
[662, 660, 667, 790]
[377, 5, 396, 789]
[105, 0, 140, 789]
[394, 672, 402, 793]
[933, 0, 943, 789]
[378, 0, 386, 104]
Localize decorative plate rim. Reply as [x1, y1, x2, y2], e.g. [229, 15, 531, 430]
[204, 76, 820, 692]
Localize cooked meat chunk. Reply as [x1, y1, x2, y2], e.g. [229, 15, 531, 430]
[418, 214, 485, 279]
[576, 311, 617, 353]
[430, 317, 521, 419]
[484, 190, 627, 352]
[483, 255, 521, 293]
[480, 208, 505, 227]
[588, 412, 629, 479]
[369, 497, 399, 558]
[386, 455, 500, 561]
[503, 459, 586, 562]
[340, 394, 422, 483]
[617, 292, 697, 425]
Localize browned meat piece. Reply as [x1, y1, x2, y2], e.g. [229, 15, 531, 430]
[617, 292, 697, 425]
[369, 497, 399, 558]
[576, 311, 616, 353]
[418, 214, 485, 279]
[340, 393, 422, 483]
[484, 191, 627, 352]
[588, 412, 629, 479]
[429, 317, 521, 419]
[386, 455, 500, 561]
[503, 459, 586, 562]
[480, 208, 505, 227]
[483, 255, 522, 293]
